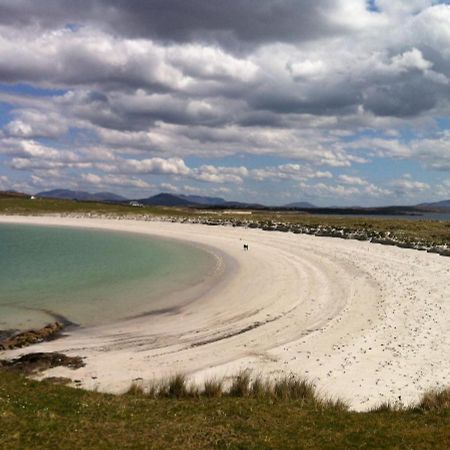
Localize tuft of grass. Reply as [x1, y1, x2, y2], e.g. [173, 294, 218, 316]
[126, 381, 145, 396]
[203, 378, 224, 398]
[250, 375, 269, 398]
[370, 401, 396, 413]
[128, 371, 348, 410]
[154, 374, 200, 399]
[417, 388, 450, 411]
[166, 374, 190, 398]
[273, 375, 316, 402]
[229, 370, 251, 397]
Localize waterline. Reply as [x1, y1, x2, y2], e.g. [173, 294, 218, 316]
[0, 224, 217, 331]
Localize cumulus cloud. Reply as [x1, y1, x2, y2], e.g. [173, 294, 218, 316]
[81, 172, 152, 189]
[390, 175, 431, 196]
[0, 0, 449, 203]
[338, 175, 368, 186]
[0, 0, 349, 48]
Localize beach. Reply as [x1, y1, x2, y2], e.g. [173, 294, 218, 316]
[1, 215, 449, 411]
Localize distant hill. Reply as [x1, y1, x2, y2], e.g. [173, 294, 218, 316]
[284, 201, 317, 209]
[36, 189, 128, 202]
[178, 194, 226, 206]
[0, 190, 29, 199]
[417, 199, 450, 210]
[138, 193, 193, 206]
[138, 193, 265, 209]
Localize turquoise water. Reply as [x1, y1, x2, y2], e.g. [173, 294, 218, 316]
[0, 224, 215, 331]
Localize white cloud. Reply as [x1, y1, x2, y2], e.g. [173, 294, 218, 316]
[390, 48, 432, 72]
[338, 175, 368, 186]
[5, 110, 68, 138]
[390, 176, 430, 195]
[81, 172, 152, 189]
[0, 1, 449, 204]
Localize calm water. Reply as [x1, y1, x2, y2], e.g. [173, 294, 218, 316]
[0, 224, 215, 331]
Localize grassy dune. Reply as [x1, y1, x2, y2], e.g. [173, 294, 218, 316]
[1, 371, 450, 449]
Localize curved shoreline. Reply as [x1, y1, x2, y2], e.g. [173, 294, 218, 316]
[0, 220, 233, 330]
[1, 215, 450, 411]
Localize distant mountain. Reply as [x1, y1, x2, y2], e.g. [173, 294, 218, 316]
[36, 189, 128, 202]
[138, 192, 265, 208]
[178, 194, 226, 206]
[283, 201, 317, 209]
[417, 199, 450, 210]
[138, 193, 194, 206]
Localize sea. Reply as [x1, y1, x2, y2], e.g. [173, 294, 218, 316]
[0, 224, 215, 332]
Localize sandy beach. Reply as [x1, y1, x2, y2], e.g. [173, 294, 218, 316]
[1, 215, 449, 411]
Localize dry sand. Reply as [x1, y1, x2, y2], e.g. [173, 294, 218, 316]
[1, 215, 450, 411]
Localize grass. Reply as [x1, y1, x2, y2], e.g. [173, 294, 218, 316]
[127, 371, 344, 409]
[417, 388, 450, 411]
[2, 370, 450, 449]
[0, 197, 197, 218]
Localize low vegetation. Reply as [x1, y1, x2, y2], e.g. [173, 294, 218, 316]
[1, 368, 450, 448]
[126, 371, 346, 410]
[1, 196, 449, 248]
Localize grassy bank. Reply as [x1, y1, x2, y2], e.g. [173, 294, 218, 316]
[1, 370, 450, 449]
[1, 196, 449, 247]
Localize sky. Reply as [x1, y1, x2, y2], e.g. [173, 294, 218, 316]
[0, 0, 449, 206]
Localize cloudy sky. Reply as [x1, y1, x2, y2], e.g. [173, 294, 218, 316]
[0, 0, 449, 205]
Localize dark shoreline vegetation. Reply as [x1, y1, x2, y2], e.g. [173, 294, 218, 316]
[1, 366, 450, 449]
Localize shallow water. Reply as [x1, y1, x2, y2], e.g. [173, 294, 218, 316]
[0, 224, 215, 331]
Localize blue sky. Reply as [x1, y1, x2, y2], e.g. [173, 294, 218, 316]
[0, 0, 449, 206]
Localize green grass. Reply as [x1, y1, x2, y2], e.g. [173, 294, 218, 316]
[0, 197, 197, 217]
[1, 371, 450, 449]
[127, 371, 344, 409]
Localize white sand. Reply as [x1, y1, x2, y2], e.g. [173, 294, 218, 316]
[1, 215, 450, 411]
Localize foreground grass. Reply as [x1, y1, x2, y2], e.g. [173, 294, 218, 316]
[1, 371, 450, 449]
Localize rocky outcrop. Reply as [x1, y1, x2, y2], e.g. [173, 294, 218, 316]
[0, 352, 84, 374]
[0, 322, 64, 351]
[428, 247, 450, 257]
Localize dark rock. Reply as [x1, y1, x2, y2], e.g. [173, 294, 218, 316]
[0, 352, 85, 374]
[0, 322, 64, 351]
[396, 242, 416, 249]
[370, 238, 398, 246]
